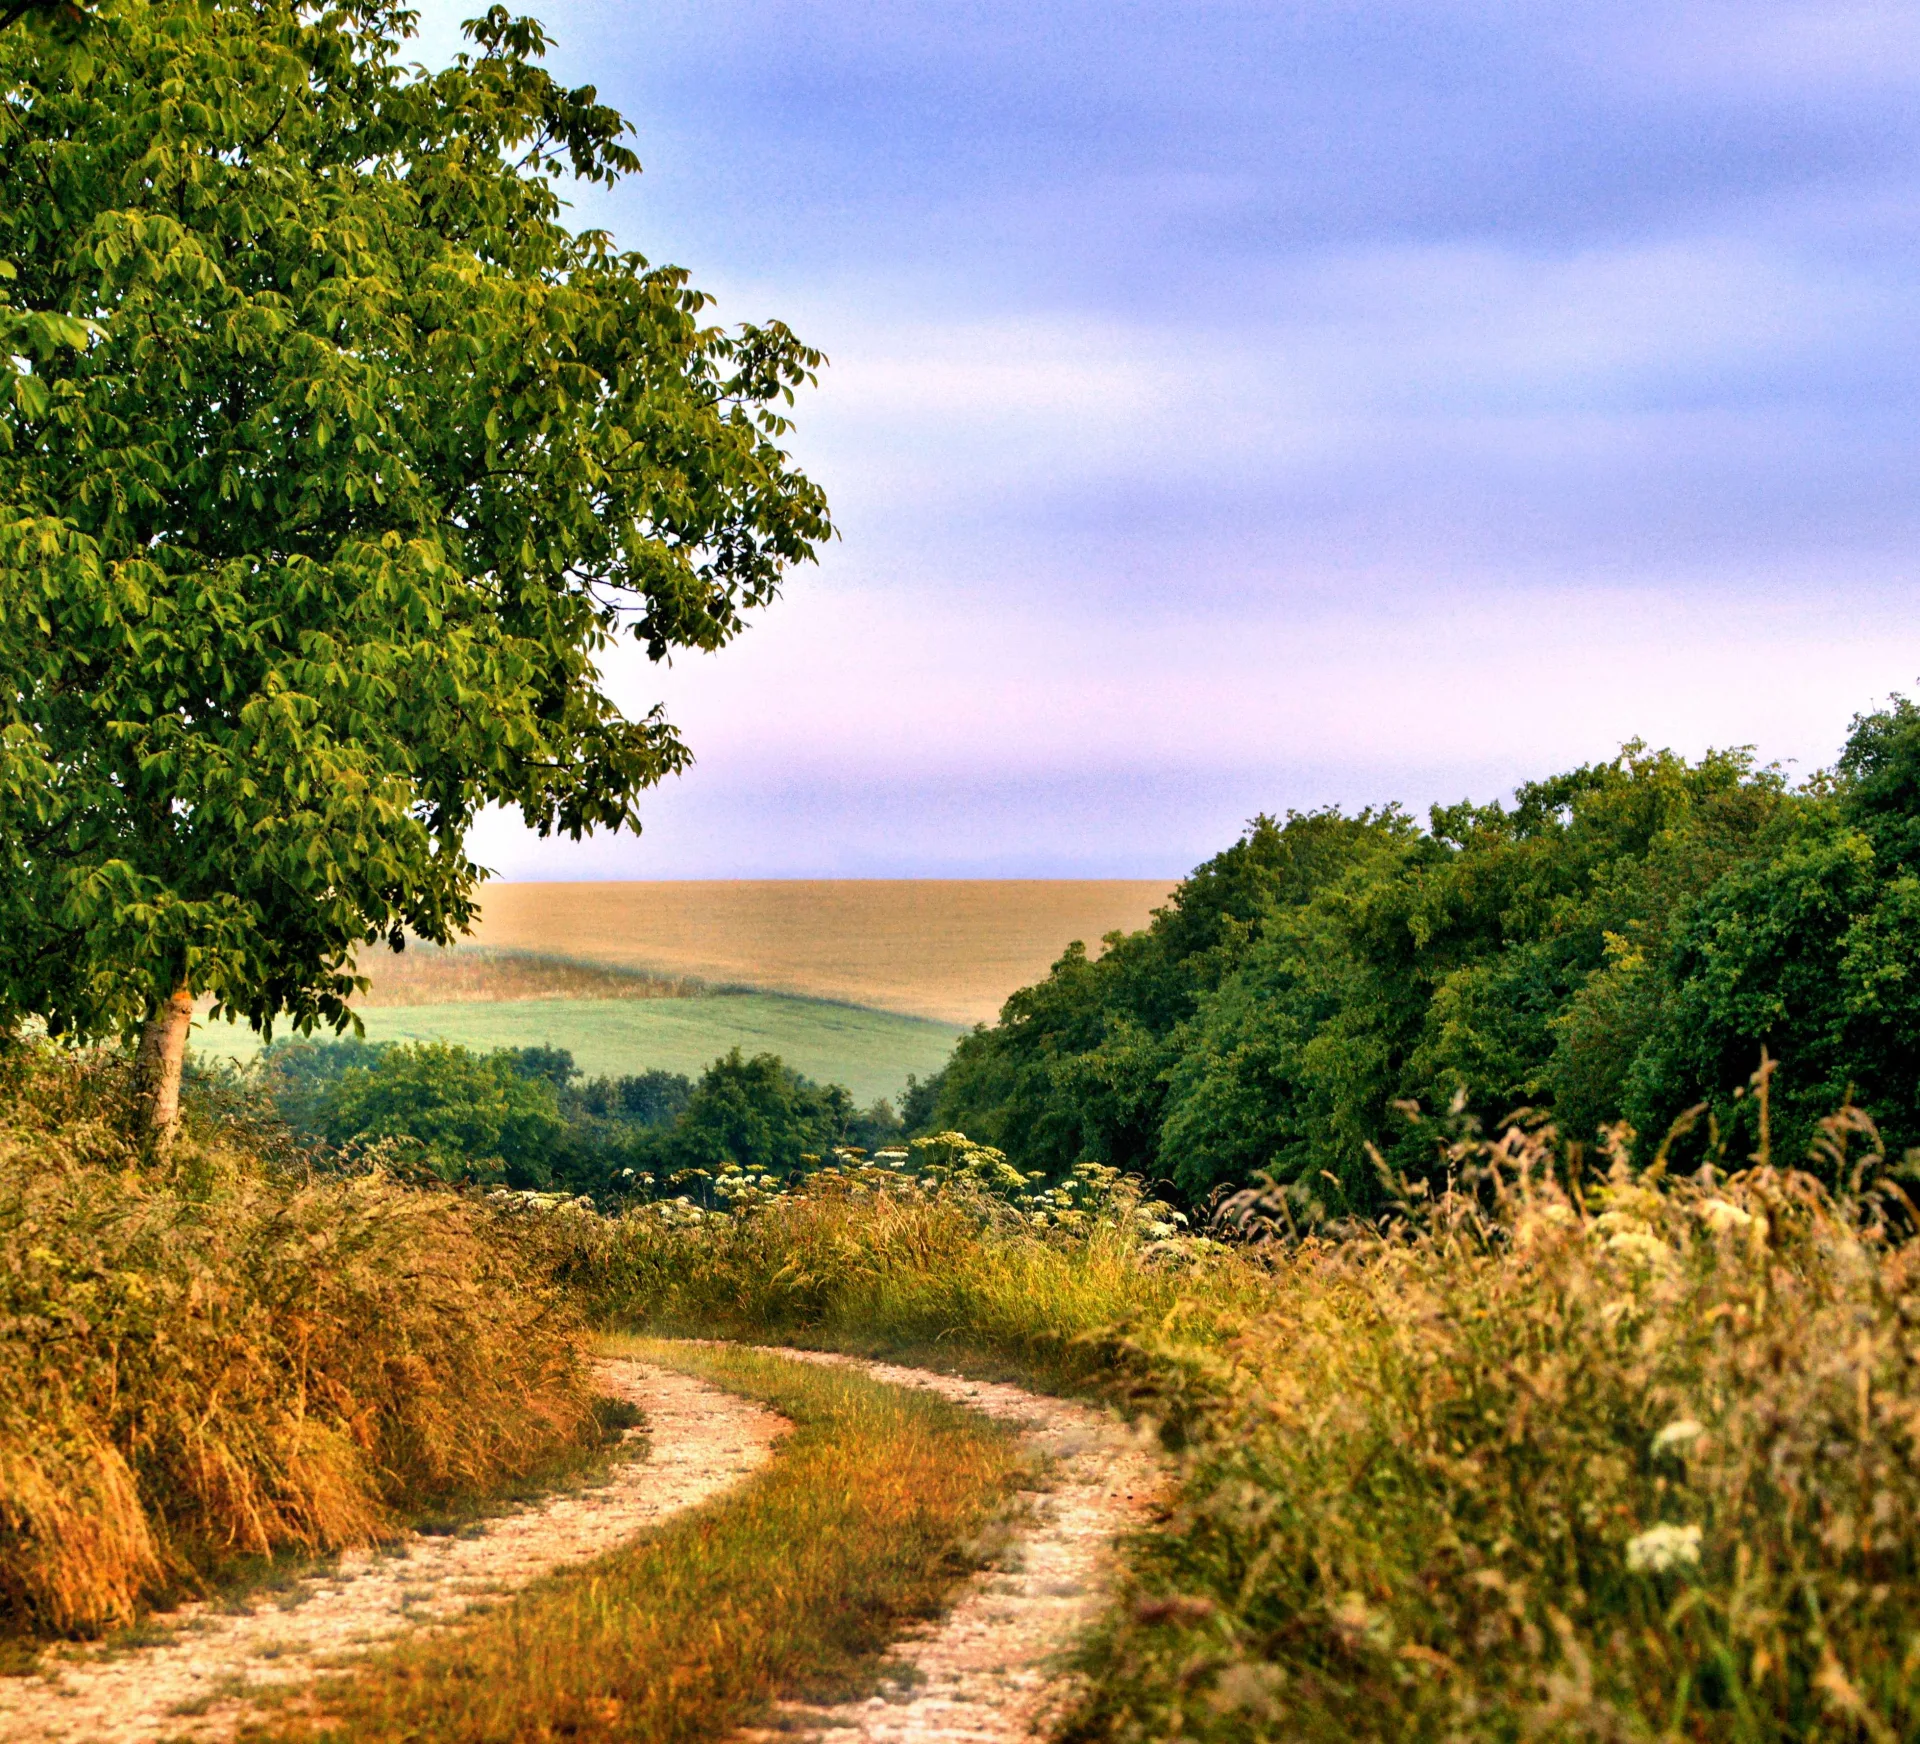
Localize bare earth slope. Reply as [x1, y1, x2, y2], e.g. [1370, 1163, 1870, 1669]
[468, 880, 1176, 1026]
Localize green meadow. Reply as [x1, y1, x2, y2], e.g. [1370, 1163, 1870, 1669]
[190, 994, 963, 1108]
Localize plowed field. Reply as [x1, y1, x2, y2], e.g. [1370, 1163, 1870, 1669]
[462, 880, 1175, 1026]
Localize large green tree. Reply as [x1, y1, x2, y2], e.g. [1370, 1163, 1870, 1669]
[0, 0, 830, 1138]
[937, 712, 1920, 1210]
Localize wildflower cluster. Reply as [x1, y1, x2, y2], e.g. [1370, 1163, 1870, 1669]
[601, 1129, 1190, 1248]
[1072, 1081, 1920, 1744]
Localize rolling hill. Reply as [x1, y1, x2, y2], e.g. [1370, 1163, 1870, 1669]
[460, 879, 1175, 1026]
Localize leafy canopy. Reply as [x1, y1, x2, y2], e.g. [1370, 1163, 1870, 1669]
[0, 0, 830, 1041]
[317, 1039, 565, 1182]
[933, 702, 1920, 1207]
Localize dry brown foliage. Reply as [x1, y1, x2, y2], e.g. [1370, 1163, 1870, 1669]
[352, 945, 705, 1006]
[0, 1045, 596, 1636]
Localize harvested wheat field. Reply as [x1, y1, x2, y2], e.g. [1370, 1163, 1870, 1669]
[353, 946, 703, 1006]
[462, 880, 1175, 1026]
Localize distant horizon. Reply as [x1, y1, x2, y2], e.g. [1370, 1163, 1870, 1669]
[478, 873, 1187, 885]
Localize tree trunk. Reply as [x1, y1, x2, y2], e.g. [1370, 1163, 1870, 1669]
[134, 982, 194, 1153]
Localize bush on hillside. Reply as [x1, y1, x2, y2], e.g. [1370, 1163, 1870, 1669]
[662, 1048, 903, 1185]
[259, 1038, 904, 1204]
[316, 1040, 569, 1186]
[0, 1044, 597, 1636]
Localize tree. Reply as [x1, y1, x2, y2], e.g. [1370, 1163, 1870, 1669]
[933, 809, 1408, 1187]
[666, 1049, 850, 1179]
[317, 1040, 566, 1185]
[939, 740, 1920, 1208]
[0, 0, 831, 1143]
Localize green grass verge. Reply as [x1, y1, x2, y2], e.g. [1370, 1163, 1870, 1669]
[240, 1338, 1026, 1744]
[191, 995, 962, 1107]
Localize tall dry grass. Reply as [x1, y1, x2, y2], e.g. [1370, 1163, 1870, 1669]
[0, 1044, 597, 1636]
[548, 1159, 1251, 1397]
[1067, 1106, 1920, 1743]
[352, 946, 707, 1006]
[576, 1087, 1920, 1741]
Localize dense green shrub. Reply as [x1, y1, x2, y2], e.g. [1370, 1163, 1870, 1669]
[259, 1038, 904, 1201]
[317, 1041, 569, 1185]
[664, 1047, 881, 1181]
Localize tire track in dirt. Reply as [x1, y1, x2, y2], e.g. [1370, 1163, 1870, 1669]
[738, 1351, 1164, 1744]
[0, 1360, 788, 1744]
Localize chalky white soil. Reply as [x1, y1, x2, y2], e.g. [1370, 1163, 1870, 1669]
[739, 1351, 1164, 1744]
[0, 1360, 787, 1744]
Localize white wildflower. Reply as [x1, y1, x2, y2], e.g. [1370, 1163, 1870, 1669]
[1329, 1591, 1393, 1651]
[1697, 1199, 1754, 1234]
[1605, 1229, 1673, 1266]
[1626, 1523, 1702, 1574]
[1652, 1419, 1704, 1456]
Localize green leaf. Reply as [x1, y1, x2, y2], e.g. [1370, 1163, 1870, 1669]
[0, 0, 829, 1043]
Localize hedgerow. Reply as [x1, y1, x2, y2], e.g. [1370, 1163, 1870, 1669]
[0, 1042, 597, 1634]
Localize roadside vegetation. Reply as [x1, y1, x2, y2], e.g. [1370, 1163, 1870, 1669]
[573, 1080, 1920, 1743]
[242, 1340, 1025, 1744]
[0, 1044, 600, 1638]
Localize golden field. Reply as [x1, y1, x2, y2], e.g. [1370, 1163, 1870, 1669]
[459, 880, 1175, 1025]
[354, 947, 701, 1006]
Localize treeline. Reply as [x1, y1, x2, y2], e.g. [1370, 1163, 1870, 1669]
[257, 1040, 908, 1202]
[926, 696, 1920, 1208]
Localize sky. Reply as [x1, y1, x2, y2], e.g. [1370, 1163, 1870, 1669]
[427, 0, 1920, 880]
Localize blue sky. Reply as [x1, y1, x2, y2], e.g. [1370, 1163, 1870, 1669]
[432, 0, 1920, 879]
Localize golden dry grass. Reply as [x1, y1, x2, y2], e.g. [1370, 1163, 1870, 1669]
[0, 1045, 599, 1637]
[561, 1100, 1920, 1742]
[352, 947, 703, 1007]
[464, 880, 1175, 1025]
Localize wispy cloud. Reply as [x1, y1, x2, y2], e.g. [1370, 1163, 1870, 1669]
[427, 0, 1920, 876]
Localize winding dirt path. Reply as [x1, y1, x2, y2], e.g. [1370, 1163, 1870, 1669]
[0, 1347, 1160, 1744]
[0, 1360, 787, 1744]
[740, 1351, 1164, 1744]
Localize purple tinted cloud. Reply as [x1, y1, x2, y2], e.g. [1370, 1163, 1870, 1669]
[427, 0, 1920, 879]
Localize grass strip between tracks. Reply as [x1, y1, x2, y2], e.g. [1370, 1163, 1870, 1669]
[237, 1337, 1028, 1744]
